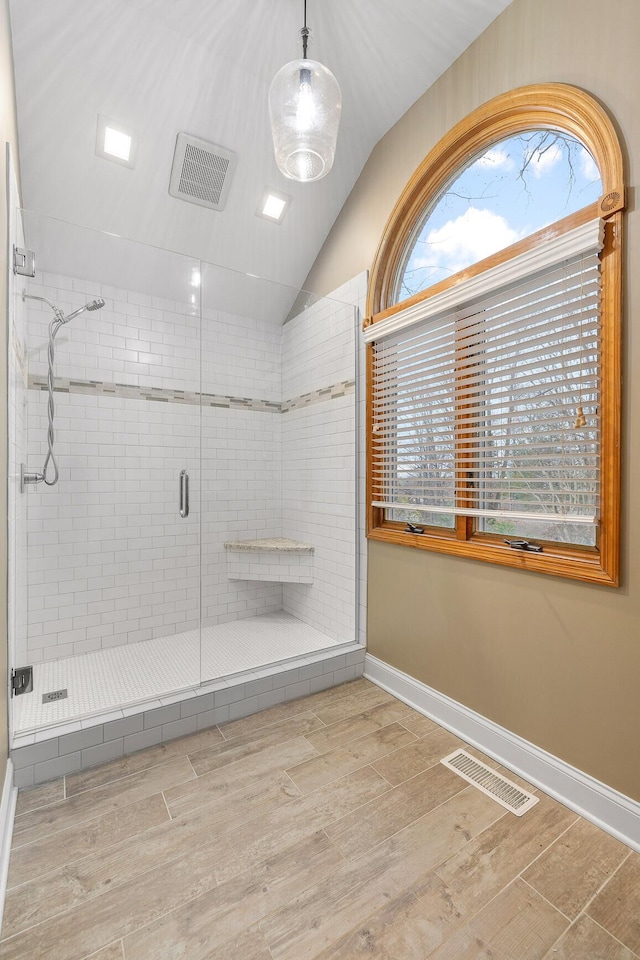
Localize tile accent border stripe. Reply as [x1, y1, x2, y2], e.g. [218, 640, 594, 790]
[281, 380, 355, 413]
[28, 375, 281, 413]
[365, 653, 640, 853]
[28, 375, 355, 414]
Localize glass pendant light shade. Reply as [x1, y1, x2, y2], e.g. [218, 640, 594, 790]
[269, 57, 342, 182]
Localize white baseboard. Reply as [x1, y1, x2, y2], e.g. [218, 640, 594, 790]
[365, 653, 640, 853]
[0, 759, 17, 934]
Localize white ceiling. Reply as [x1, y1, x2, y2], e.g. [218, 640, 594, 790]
[9, 0, 513, 300]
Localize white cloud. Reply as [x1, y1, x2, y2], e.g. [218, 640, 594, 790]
[526, 142, 563, 179]
[579, 146, 600, 182]
[476, 148, 514, 170]
[411, 207, 523, 277]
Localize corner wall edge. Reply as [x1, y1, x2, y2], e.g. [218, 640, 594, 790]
[364, 653, 640, 852]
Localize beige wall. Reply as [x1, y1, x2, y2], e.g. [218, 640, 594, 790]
[305, 0, 640, 801]
[0, 0, 20, 782]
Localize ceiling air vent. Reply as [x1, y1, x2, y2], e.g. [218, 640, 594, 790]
[169, 133, 237, 211]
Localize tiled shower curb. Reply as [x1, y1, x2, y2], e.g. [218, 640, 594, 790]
[11, 645, 365, 788]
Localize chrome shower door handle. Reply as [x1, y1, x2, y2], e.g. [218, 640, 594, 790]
[179, 469, 189, 518]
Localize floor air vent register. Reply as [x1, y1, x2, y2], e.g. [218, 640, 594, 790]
[441, 749, 539, 815]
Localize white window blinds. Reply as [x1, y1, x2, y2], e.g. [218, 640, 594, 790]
[369, 219, 604, 525]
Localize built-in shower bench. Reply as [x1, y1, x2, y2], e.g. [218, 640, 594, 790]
[224, 537, 314, 583]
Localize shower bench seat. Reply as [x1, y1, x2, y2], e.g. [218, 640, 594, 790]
[224, 537, 314, 583]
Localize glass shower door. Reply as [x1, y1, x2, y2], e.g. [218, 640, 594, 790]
[11, 212, 202, 733]
[198, 263, 359, 688]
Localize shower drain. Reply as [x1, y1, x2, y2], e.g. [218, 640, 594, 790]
[42, 689, 68, 704]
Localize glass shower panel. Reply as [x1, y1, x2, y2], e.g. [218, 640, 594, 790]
[7, 174, 29, 741]
[12, 212, 202, 733]
[199, 263, 358, 685]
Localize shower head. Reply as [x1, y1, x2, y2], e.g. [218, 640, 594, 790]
[64, 298, 106, 322]
[23, 291, 106, 324]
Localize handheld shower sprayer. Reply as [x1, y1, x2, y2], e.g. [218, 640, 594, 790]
[64, 298, 106, 322]
[21, 290, 106, 489]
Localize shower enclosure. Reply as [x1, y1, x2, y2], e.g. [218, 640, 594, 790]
[8, 210, 362, 773]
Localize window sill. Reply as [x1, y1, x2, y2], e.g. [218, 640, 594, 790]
[367, 524, 618, 586]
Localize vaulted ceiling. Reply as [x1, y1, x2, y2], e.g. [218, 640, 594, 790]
[9, 0, 513, 295]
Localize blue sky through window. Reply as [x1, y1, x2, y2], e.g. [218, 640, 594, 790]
[397, 130, 602, 301]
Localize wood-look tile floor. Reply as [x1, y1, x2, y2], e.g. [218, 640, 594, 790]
[2, 678, 638, 960]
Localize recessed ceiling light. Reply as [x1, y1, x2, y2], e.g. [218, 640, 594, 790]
[256, 188, 291, 223]
[96, 115, 137, 168]
[104, 126, 131, 161]
[262, 194, 287, 219]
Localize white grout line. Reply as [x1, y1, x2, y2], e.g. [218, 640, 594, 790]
[160, 791, 172, 822]
[514, 815, 580, 882]
[587, 912, 640, 958]
[519, 875, 573, 922]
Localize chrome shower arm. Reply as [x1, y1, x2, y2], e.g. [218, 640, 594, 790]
[22, 290, 66, 323]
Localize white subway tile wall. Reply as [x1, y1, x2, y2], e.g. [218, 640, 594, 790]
[200, 405, 283, 633]
[282, 274, 365, 644]
[25, 391, 201, 662]
[226, 549, 314, 583]
[26, 277, 200, 392]
[282, 293, 355, 399]
[202, 309, 282, 401]
[353, 275, 368, 647]
[282, 396, 356, 639]
[21, 269, 364, 670]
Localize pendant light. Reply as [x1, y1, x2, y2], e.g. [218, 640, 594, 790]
[269, 0, 342, 182]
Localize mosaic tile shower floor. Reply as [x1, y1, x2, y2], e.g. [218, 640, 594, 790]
[13, 611, 344, 734]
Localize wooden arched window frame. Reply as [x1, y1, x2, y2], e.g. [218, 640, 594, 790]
[366, 84, 624, 585]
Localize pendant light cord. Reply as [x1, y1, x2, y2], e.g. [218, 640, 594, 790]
[301, 0, 309, 59]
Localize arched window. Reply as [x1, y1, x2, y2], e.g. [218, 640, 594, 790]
[365, 84, 624, 584]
